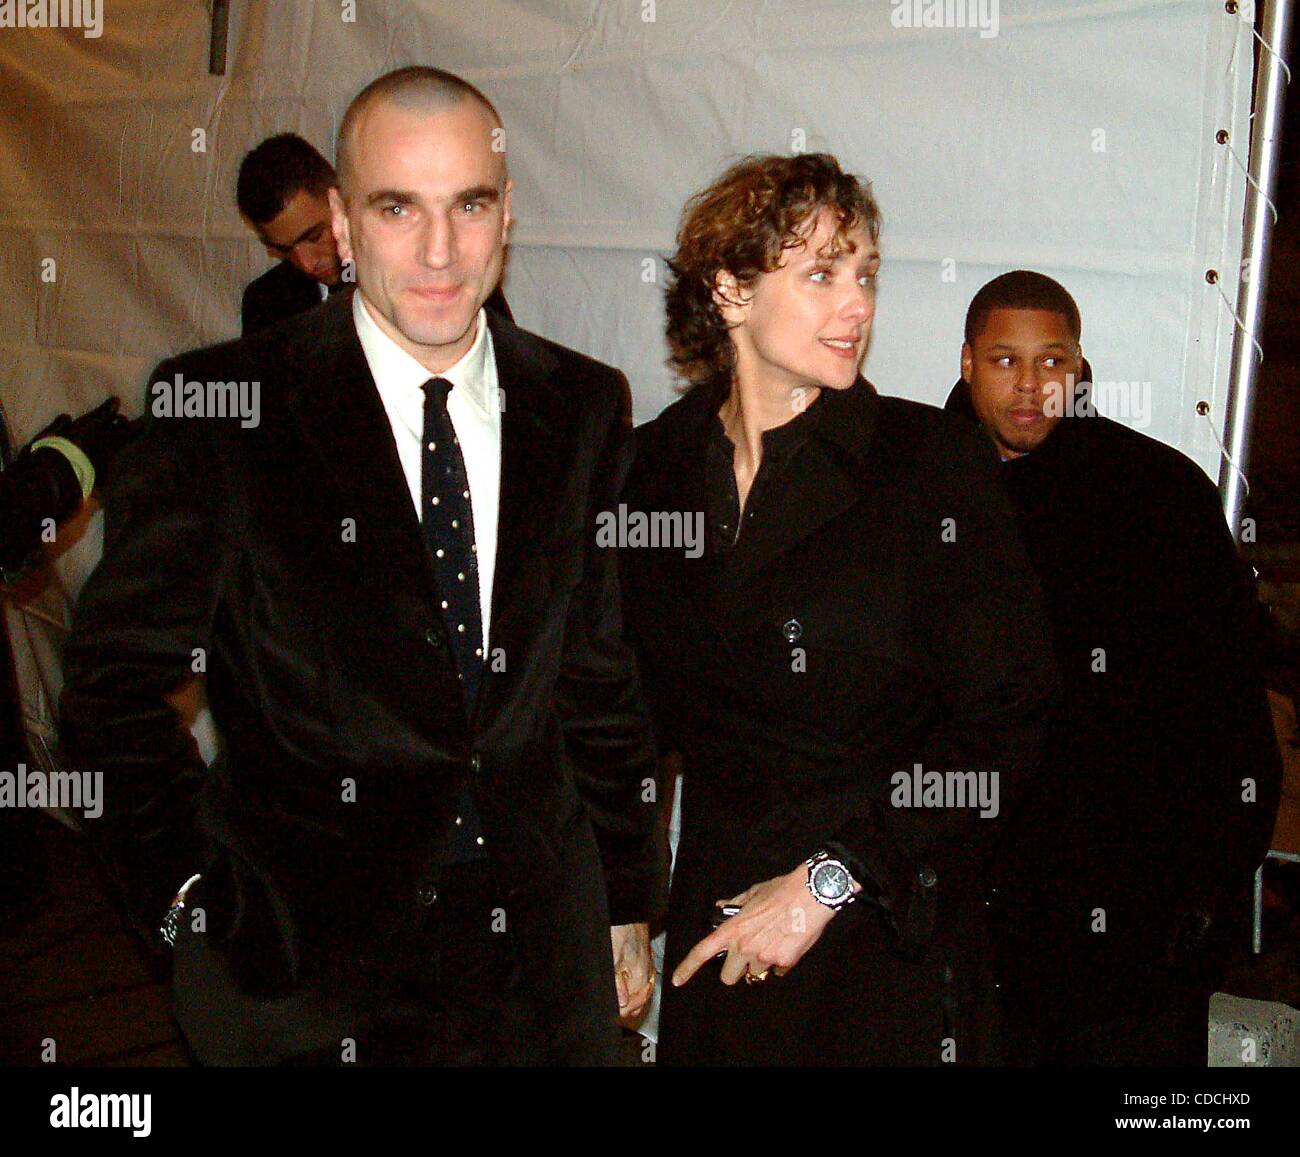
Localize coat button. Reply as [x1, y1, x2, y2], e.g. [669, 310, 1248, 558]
[416, 884, 438, 906]
[782, 618, 802, 642]
[424, 626, 444, 649]
[917, 866, 937, 888]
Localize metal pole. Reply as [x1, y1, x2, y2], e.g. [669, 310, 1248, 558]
[209, 0, 231, 77]
[1219, 0, 1293, 537]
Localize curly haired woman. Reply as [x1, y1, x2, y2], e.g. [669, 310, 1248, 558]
[619, 153, 1057, 1065]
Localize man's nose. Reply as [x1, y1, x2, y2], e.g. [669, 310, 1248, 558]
[295, 238, 334, 266]
[419, 215, 455, 268]
[1013, 363, 1041, 393]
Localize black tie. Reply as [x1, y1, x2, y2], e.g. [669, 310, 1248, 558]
[421, 377, 486, 863]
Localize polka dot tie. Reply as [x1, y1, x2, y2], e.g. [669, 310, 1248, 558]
[421, 377, 486, 862]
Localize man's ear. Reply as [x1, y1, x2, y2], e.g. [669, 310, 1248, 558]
[501, 177, 514, 243]
[328, 187, 353, 266]
[712, 270, 749, 322]
[960, 342, 973, 385]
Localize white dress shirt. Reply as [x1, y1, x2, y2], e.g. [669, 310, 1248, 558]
[352, 291, 501, 649]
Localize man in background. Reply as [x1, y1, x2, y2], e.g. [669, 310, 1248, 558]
[236, 133, 345, 335]
[947, 270, 1282, 1065]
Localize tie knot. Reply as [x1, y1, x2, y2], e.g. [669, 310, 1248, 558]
[422, 377, 454, 408]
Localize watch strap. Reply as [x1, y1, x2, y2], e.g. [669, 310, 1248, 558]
[159, 872, 202, 948]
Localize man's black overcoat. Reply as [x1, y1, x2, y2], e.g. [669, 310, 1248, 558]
[61, 290, 664, 1064]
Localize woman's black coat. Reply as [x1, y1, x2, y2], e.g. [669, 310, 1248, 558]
[619, 380, 1057, 1064]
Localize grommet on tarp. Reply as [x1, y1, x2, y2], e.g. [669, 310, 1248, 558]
[1208, 267, 1266, 363]
[1218, 124, 1282, 226]
[1225, 0, 1292, 89]
[1196, 400, 1251, 499]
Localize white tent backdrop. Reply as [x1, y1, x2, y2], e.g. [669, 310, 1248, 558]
[0, 0, 1258, 761]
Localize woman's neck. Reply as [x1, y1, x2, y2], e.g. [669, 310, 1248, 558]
[719, 377, 820, 474]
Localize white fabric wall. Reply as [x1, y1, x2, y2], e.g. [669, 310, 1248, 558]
[0, 0, 1257, 756]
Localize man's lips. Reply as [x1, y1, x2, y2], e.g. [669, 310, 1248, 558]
[407, 284, 463, 303]
[1007, 407, 1046, 426]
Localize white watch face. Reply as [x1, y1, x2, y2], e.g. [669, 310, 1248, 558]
[813, 861, 850, 901]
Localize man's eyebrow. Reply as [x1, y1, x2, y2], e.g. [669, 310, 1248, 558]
[452, 185, 500, 204]
[364, 189, 418, 207]
[286, 221, 328, 246]
[363, 185, 501, 209]
[984, 341, 1072, 354]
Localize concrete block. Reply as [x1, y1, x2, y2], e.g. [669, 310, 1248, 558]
[1209, 993, 1300, 1067]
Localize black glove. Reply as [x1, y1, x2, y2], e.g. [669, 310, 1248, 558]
[63, 398, 140, 488]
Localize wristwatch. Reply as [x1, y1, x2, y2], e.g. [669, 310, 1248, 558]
[159, 873, 202, 948]
[805, 850, 858, 911]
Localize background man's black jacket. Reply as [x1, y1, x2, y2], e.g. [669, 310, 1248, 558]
[945, 379, 1282, 1038]
[241, 260, 326, 336]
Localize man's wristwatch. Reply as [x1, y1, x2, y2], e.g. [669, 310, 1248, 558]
[159, 873, 203, 948]
[805, 850, 858, 911]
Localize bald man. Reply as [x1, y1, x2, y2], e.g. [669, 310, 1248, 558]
[62, 67, 664, 1066]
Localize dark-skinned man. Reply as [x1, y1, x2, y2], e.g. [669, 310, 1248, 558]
[946, 270, 1281, 1065]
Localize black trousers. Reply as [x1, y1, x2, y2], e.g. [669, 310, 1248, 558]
[173, 860, 542, 1066]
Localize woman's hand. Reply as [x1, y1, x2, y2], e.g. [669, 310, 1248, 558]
[671, 864, 844, 987]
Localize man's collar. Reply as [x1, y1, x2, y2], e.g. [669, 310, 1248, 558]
[352, 291, 496, 418]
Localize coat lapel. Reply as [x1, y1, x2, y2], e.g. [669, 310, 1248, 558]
[281, 296, 573, 670]
[723, 448, 861, 589]
[635, 384, 717, 636]
[280, 290, 439, 604]
[484, 310, 573, 646]
[702, 379, 879, 589]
